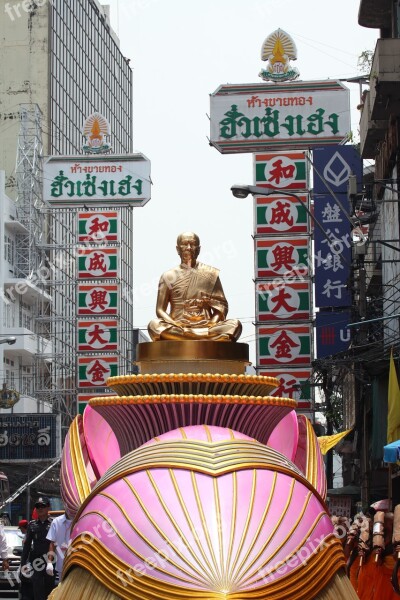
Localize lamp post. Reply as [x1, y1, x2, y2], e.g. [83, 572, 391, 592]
[231, 184, 338, 247]
[0, 337, 16, 345]
[230, 183, 335, 489]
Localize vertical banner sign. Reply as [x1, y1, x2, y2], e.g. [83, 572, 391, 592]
[77, 284, 119, 315]
[78, 211, 118, 243]
[256, 281, 311, 321]
[316, 311, 351, 358]
[77, 356, 119, 388]
[257, 324, 312, 366]
[254, 151, 308, 190]
[254, 193, 309, 235]
[256, 238, 309, 278]
[77, 319, 118, 351]
[260, 368, 313, 409]
[312, 145, 362, 308]
[77, 247, 118, 279]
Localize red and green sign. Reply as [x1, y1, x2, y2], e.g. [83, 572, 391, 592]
[77, 356, 119, 388]
[78, 211, 118, 243]
[77, 248, 118, 279]
[256, 237, 309, 278]
[255, 194, 309, 235]
[77, 393, 114, 415]
[254, 151, 308, 189]
[259, 368, 312, 408]
[77, 319, 118, 351]
[256, 281, 311, 321]
[77, 284, 118, 315]
[257, 324, 311, 366]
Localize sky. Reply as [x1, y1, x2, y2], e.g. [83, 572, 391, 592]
[105, 0, 378, 365]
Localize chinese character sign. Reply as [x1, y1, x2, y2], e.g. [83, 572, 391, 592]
[77, 284, 119, 315]
[254, 151, 308, 190]
[256, 238, 309, 278]
[77, 248, 118, 279]
[78, 211, 118, 243]
[257, 324, 312, 366]
[255, 194, 309, 235]
[256, 281, 311, 321]
[78, 356, 119, 388]
[261, 368, 313, 409]
[78, 320, 118, 351]
[314, 195, 352, 307]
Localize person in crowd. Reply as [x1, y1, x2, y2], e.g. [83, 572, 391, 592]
[0, 520, 9, 572]
[18, 519, 28, 541]
[20, 497, 55, 600]
[46, 510, 72, 584]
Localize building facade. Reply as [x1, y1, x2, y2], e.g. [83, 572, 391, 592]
[341, 0, 400, 504]
[0, 0, 135, 432]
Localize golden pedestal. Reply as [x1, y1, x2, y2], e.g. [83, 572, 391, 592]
[136, 340, 250, 374]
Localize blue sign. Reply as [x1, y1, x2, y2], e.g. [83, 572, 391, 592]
[312, 145, 363, 194]
[316, 311, 351, 358]
[314, 193, 352, 307]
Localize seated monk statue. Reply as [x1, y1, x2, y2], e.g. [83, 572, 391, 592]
[148, 232, 242, 342]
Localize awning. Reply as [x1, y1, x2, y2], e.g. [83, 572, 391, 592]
[384, 440, 400, 463]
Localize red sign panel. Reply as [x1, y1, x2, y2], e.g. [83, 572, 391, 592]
[77, 284, 119, 316]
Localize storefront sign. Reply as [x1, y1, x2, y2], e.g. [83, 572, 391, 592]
[0, 414, 61, 461]
[257, 324, 312, 366]
[77, 284, 119, 315]
[256, 237, 309, 278]
[210, 80, 350, 153]
[77, 248, 118, 279]
[256, 280, 311, 321]
[78, 211, 118, 243]
[44, 154, 151, 206]
[77, 356, 119, 388]
[77, 319, 118, 351]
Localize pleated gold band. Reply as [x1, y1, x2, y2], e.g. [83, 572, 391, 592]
[63, 535, 345, 600]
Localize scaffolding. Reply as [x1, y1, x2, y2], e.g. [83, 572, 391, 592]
[14, 103, 136, 437]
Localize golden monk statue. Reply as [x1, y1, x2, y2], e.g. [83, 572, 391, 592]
[148, 232, 242, 342]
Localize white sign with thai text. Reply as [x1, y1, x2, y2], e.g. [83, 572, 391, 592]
[210, 80, 350, 154]
[44, 154, 151, 206]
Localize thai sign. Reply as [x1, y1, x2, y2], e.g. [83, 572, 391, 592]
[0, 414, 61, 461]
[256, 281, 311, 322]
[210, 80, 350, 153]
[77, 356, 119, 388]
[77, 248, 118, 279]
[77, 319, 118, 352]
[78, 211, 118, 243]
[257, 324, 312, 366]
[43, 154, 151, 206]
[256, 237, 309, 278]
[77, 284, 119, 315]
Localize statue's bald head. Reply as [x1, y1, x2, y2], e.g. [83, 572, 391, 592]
[176, 232, 200, 246]
[176, 232, 201, 264]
